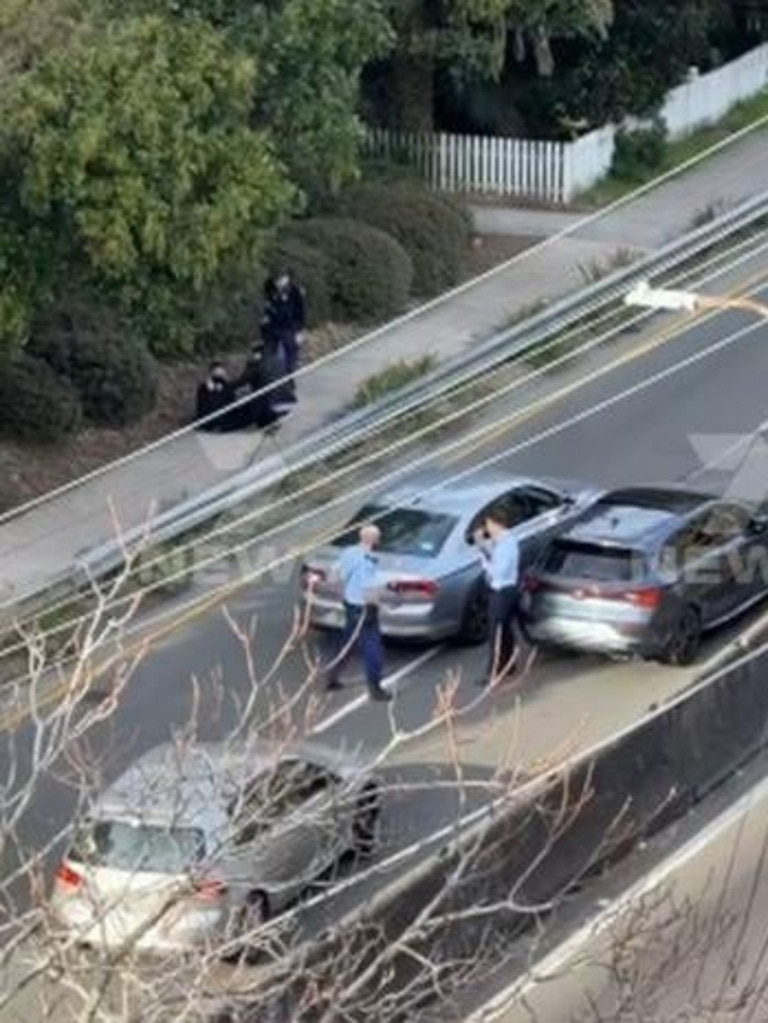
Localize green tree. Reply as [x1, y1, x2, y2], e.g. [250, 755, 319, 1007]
[255, 0, 393, 197]
[370, 0, 613, 130]
[0, 14, 295, 354]
[95, 0, 394, 198]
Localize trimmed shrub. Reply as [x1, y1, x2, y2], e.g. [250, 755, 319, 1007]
[263, 238, 331, 327]
[29, 302, 158, 427]
[332, 183, 471, 296]
[611, 119, 668, 181]
[0, 355, 82, 444]
[284, 217, 412, 323]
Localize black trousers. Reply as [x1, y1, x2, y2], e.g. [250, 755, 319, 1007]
[486, 586, 519, 679]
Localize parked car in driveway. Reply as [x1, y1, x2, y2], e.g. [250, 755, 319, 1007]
[300, 471, 602, 644]
[50, 739, 380, 955]
[521, 486, 768, 665]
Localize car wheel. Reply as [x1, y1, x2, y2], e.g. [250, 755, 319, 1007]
[660, 605, 702, 666]
[224, 889, 270, 961]
[456, 584, 489, 646]
[352, 782, 381, 858]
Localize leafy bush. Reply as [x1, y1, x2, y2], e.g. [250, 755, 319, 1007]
[263, 238, 331, 327]
[0, 355, 82, 443]
[332, 183, 470, 296]
[285, 217, 412, 322]
[611, 119, 668, 181]
[29, 302, 158, 427]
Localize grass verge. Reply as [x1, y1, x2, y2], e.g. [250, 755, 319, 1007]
[578, 89, 768, 208]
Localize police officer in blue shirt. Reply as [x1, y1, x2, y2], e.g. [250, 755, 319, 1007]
[474, 507, 521, 686]
[325, 523, 392, 702]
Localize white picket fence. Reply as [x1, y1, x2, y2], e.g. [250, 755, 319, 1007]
[365, 42, 768, 204]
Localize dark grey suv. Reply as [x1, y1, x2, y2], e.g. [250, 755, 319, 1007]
[521, 486, 768, 665]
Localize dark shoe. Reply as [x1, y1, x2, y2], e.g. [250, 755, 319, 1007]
[369, 687, 392, 702]
[326, 679, 344, 691]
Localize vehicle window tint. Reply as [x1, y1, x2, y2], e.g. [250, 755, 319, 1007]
[666, 508, 743, 568]
[520, 487, 563, 517]
[68, 821, 205, 873]
[469, 487, 562, 539]
[231, 761, 334, 845]
[704, 504, 750, 540]
[332, 504, 457, 557]
[544, 541, 640, 581]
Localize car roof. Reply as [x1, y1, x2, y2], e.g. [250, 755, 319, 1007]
[563, 486, 718, 548]
[92, 739, 362, 832]
[371, 471, 563, 516]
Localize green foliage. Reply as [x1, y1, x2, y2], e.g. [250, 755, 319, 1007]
[332, 183, 471, 296]
[264, 238, 331, 327]
[285, 217, 413, 322]
[611, 119, 668, 181]
[256, 0, 394, 197]
[0, 355, 82, 443]
[28, 301, 158, 427]
[107, 0, 394, 198]
[1, 14, 296, 356]
[353, 354, 437, 407]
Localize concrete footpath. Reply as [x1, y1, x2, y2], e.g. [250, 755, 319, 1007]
[0, 129, 766, 611]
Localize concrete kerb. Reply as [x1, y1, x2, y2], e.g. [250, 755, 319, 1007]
[17, 192, 768, 609]
[3, 116, 766, 540]
[5, 219, 768, 673]
[208, 633, 768, 1023]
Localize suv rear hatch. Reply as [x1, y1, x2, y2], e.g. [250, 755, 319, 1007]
[525, 539, 662, 615]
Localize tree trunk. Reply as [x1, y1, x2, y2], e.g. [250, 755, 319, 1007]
[531, 24, 555, 77]
[389, 48, 434, 131]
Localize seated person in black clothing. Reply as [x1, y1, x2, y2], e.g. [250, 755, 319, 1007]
[195, 361, 241, 432]
[232, 339, 284, 430]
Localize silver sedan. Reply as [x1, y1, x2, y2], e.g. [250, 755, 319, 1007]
[300, 470, 602, 643]
[50, 739, 380, 955]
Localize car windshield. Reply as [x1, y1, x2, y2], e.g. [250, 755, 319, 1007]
[544, 541, 644, 582]
[68, 820, 205, 874]
[332, 504, 457, 557]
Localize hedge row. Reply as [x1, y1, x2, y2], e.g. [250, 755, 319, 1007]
[0, 301, 158, 445]
[0, 184, 471, 444]
[266, 182, 472, 326]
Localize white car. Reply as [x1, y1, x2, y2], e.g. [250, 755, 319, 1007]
[51, 739, 380, 955]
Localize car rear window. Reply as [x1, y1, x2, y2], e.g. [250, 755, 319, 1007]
[543, 541, 644, 582]
[68, 820, 205, 874]
[333, 504, 457, 557]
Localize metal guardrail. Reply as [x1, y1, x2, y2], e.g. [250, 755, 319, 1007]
[16, 190, 768, 609]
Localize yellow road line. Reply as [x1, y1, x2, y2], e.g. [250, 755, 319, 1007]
[443, 268, 768, 466]
[4, 269, 768, 733]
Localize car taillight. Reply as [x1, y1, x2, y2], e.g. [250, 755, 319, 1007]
[387, 579, 439, 597]
[193, 878, 228, 901]
[301, 565, 326, 587]
[55, 864, 83, 891]
[617, 587, 663, 609]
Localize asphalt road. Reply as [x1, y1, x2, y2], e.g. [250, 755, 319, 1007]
[2, 279, 768, 1019]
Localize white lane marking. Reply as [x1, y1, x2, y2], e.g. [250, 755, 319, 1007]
[313, 646, 442, 734]
[467, 765, 768, 1021]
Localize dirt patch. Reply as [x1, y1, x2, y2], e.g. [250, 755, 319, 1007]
[0, 233, 539, 511]
[467, 233, 540, 276]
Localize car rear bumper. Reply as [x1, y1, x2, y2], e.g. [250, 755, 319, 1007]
[50, 897, 223, 954]
[525, 616, 654, 656]
[305, 597, 457, 642]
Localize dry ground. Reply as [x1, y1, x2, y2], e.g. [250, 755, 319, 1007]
[0, 234, 536, 511]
